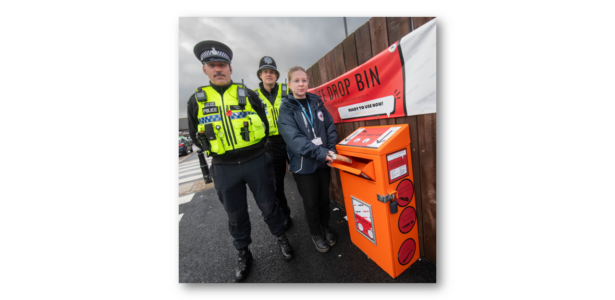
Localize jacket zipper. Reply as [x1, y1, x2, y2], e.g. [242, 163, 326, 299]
[225, 105, 238, 145]
[272, 107, 278, 129]
[218, 107, 231, 147]
[219, 93, 236, 150]
[294, 156, 303, 173]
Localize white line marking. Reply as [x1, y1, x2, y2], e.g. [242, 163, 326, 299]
[179, 165, 200, 171]
[179, 160, 200, 168]
[179, 213, 184, 222]
[179, 168, 202, 178]
[179, 165, 201, 172]
[179, 158, 211, 171]
[179, 174, 204, 184]
[179, 193, 195, 205]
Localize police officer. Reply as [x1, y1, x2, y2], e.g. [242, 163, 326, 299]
[186, 41, 294, 282]
[254, 56, 292, 230]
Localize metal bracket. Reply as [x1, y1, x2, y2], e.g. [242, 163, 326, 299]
[377, 193, 395, 203]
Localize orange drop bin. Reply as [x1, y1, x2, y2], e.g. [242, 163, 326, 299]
[330, 124, 419, 278]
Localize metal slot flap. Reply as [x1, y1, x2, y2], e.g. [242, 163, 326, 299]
[330, 158, 375, 181]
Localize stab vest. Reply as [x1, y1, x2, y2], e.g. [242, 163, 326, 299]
[195, 84, 266, 156]
[255, 83, 287, 136]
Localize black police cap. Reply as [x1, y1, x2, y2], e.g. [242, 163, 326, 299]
[193, 40, 233, 64]
[256, 56, 280, 81]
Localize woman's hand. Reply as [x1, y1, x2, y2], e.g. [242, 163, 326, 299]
[326, 150, 335, 166]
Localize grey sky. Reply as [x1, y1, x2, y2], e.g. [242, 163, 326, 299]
[178, 17, 371, 118]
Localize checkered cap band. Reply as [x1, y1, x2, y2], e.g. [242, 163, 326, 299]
[200, 49, 230, 61]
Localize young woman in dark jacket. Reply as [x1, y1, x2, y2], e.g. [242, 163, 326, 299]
[277, 66, 339, 253]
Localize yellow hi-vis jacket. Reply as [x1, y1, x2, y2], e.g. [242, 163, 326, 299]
[195, 84, 266, 156]
[255, 83, 287, 137]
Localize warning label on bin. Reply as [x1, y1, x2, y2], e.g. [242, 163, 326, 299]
[352, 196, 376, 245]
[398, 238, 416, 265]
[396, 179, 414, 207]
[339, 126, 400, 148]
[398, 207, 416, 234]
[387, 149, 409, 184]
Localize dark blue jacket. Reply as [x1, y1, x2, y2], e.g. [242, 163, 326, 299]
[278, 92, 338, 174]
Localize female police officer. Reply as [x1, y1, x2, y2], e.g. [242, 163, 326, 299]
[277, 66, 339, 253]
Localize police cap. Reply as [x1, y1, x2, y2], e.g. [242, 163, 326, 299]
[193, 40, 233, 65]
[256, 56, 280, 81]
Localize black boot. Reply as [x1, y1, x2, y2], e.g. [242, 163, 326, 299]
[276, 234, 294, 261]
[312, 235, 330, 253]
[284, 215, 293, 231]
[322, 227, 337, 247]
[233, 248, 252, 282]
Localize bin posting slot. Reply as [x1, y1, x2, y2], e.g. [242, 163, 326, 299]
[330, 156, 375, 181]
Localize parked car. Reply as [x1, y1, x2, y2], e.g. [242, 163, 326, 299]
[179, 137, 193, 156]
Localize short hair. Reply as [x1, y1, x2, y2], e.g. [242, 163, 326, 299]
[288, 66, 307, 82]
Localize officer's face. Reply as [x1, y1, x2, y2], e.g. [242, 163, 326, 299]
[259, 69, 278, 85]
[203, 62, 232, 86]
[289, 70, 309, 99]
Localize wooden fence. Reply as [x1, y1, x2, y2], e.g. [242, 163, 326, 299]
[305, 17, 436, 263]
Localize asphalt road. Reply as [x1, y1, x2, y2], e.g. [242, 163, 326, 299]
[178, 168, 436, 283]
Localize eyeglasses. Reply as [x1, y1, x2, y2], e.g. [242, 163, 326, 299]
[291, 79, 309, 84]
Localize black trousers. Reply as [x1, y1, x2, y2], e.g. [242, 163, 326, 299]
[265, 142, 290, 218]
[293, 167, 331, 236]
[210, 153, 286, 250]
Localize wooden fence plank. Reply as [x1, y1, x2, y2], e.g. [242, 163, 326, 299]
[378, 117, 397, 126]
[364, 119, 380, 127]
[417, 113, 436, 263]
[354, 21, 372, 65]
[317, 56, 328, 84]
[399, 17, 413, 37]
[343, 122, 357, 139]
[386, 17, 401, 45]
[387, 17, 412, 45]
[369, 17, 389, 55]
[329, 167, 345, 207]
[325, 50, 336, 84]
[342, 32, 359, 71]
[412, 17, 435, 30]
[333, 42, 346, 77]
[306, 67, 314, 89]
[311, 62, 323, 87]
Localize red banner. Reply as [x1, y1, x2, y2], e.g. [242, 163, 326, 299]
[308, 41, 405, 123]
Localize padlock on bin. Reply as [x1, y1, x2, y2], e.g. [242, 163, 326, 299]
[330, 124, 419, 279]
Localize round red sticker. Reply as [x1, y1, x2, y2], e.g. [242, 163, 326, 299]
[398, 207, 416, 234]
[226, 110, 232, 117]
[396, 179, 414, 207]
[398, 238, 416, 265]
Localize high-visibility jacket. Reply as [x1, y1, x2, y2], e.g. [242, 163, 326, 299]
[195, 84, 266, 156]
[255, 83, 287, 136]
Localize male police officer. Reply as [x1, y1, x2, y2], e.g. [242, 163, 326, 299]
[187, 41, 294, 282]
[254, 56, 293, 230]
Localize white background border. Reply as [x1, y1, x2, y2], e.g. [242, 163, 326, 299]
[1, 0, 614, 299]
